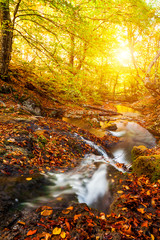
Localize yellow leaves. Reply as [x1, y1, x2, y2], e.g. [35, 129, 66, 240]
[52, 227, 61, 235]
[41, 209, 53, 216]
[26, 177, 32, 181]
[146, 190, 150, 196]
[61, 231, 66, 238]
[39, 206, 53, 216]
[151, 234, 155, 240]
[117, 190, 123, 194]
[52, 228, 66, 238]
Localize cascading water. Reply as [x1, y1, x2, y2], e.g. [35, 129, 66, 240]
[25, 115, 156, 213]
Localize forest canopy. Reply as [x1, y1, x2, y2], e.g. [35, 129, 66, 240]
[0, 0, 160, 103]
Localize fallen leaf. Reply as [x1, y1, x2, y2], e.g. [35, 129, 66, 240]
[65, 219, 70, 230]
[146, 190, 150, 196]
[137, 208, 145, 214]
[117, 190, 123, 194]
[141, 221, 148, 228]
[67, 206, 73, 211]
[61, 231, 66, 239]
[36, 232, 51, 240]
[27, 229, 37, 236]
[62, 209, 70, 214]
[52, 227, 61, 235]
[17, 221, 25, 225]
[26, 178, 32, 181]
[56, 197, 62, 201]
[74, 214, 81, 221]
[151, 198, 156, 207]
[151, 234, 155, 240]
[41, 209, 53, 216]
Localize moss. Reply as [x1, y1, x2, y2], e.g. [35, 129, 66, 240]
[132, 155, 160, 182]
[37, 135, 47, 145]
[131, 145, 148, 160]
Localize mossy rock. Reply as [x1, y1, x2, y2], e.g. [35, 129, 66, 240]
[132, 155, 160, 182]
[131, 145, 148, 160]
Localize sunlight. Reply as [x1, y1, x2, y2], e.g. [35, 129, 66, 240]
[117, 49, 132, 67]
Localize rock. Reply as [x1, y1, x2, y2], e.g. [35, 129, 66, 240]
[105, 123, 117, 131]
[49, 109, 65, 118]
[91, 117, 99, 123]
[0, 85, 13, 94]
[22, 98, 41, 116]
[131, 145, 148, 160]
[0, 100, 6, 107]
[132, 154, 160, 182]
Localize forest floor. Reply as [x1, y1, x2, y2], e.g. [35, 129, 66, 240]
[0, 75, 159, 240]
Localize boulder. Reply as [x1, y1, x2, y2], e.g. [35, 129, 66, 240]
[132, 154, 160, 182]
[131, 145, 148, 160]
[22, 98, 41, 116]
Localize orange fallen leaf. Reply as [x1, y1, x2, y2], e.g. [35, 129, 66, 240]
[41, 209, 53, 216]
[74, 214, 81, 221]
[67, 206, 73, 211]
[56, 197, 62, 201]
[65, 219, 70, 230]
[137, 208, 145, 214]
[36, 232, 51, 240]
[151, 198, 156, 207]
[52, 227, 61, 235]
[141, 221, 148, 228]
[27, 229, 37, 236]
[62, 209, 70, 214]
[17, 221, 25, 225]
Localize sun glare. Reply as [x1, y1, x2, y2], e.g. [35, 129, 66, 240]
[117, 49, 132, 66]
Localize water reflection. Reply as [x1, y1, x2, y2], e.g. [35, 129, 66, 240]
[116, 104, 139, 114]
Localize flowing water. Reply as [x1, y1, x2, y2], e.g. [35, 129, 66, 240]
[25, 106, 156, 213]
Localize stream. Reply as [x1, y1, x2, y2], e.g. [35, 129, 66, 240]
[25, 105, 156, 213]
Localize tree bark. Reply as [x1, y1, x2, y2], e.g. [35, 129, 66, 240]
[0, 0, 13, 80]
[144, 50, 160, 95]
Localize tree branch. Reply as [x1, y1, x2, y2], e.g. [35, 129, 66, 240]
[13, 0, 22, 25]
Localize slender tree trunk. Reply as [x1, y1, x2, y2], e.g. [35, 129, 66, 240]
[113, 70, 121, 100]
[0, 0, 13, 81]
[144, 50, 160, 95]
[69, 34, 75, 74]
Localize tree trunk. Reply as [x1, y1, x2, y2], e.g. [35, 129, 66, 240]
[144, 50, 160, 95]
[0, 0, 13, 81]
